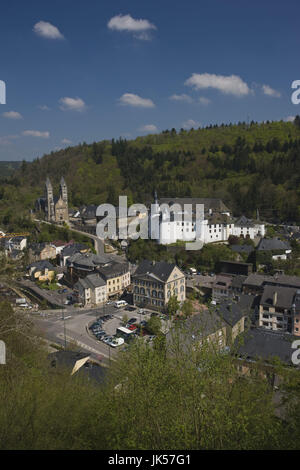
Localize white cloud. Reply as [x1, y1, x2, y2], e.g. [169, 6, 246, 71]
[22, 130, 50, 138]
[182, 119, 201, 130]
[38, 105, 51, 111]
[108, 14, 156, 33]
[169, 94, 194, 103]
[198, 97, 211, 105]
[284, 116, 295, 122]
[59, 97, 86, 112]
[33, 21, 64, 40]
[139, 124, 158, 133]
[185, 73, 250, 97]
[2, 111, 23, 119]
[0, 134, 19, 145]
[61, 138, 72, 144]
[262, 84, 281, 98]
[119, 93, 155, 108]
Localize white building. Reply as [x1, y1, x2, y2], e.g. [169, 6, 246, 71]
[7, 236, 27, 251]
[74, 274, 107, 307]
[149, 196, 265, 246]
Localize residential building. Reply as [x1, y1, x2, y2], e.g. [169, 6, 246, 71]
[29, 243, 57, 261]
[7, 236, 27, 251]
[59, 242, 90, 266]
[212, 274, 233, 302]
[258, 285, 297, 333]
[74, 274, 107, 306]
[215, 294, 254, 344]
[66, 252, 130, 298]
[28, 260, 55, 282]
[132, 259, 186, 309]
[257, 238, 292, 260]
[166, 310, 227, 352]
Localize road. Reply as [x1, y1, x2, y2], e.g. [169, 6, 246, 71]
[32, 304, 148, 367]
[34, 219, 105, 255]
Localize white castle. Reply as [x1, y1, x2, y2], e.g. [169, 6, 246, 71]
[149, 193, 265, 245]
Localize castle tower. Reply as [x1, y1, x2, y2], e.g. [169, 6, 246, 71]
[45, 177, 55, 222]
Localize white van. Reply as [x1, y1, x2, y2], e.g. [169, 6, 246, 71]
[189, 267, 197, 275]
[114, 300, 128, 308]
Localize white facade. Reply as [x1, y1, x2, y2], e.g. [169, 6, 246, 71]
[150, 199, 265, 246]
[8, 237, 27, 251]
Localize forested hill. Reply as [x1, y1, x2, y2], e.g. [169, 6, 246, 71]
[1, 118, 300, 227]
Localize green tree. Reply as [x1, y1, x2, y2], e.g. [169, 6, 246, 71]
[167, 295, 180, 317]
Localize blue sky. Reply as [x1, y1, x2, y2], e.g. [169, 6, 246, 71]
[0, 0, 299, 161]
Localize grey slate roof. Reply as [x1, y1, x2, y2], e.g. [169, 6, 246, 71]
[166, 311, 226, 349]
[133, 259, 181, 283]
[231, 275, 247, 290]
[234, 215, 259, 227]
[61, 243, 89, 258]
[215, 295, 254, 327]
[76, 274, 106, 290]
[48, 351, 107, 385]
[257, 238, 291, 252]
[236, 328, 298, 365]
[260, 285, 297, 309]
[158, 197, 230, 214]
[230, 245, 254, 254]
[28, 260, 54, 272]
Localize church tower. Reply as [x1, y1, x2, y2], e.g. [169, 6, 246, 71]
[56, 176, 69, 223]
[60, 177, 68, 205]
[45, 177, 55, 222]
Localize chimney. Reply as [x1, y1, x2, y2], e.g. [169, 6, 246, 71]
[273, 291, 277, 306]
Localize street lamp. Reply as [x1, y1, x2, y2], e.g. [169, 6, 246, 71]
[62, 307, 67, 349]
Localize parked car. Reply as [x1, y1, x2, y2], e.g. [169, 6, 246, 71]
[110, 337, 124, 347]
[127, 317, 137, 325]
[103, 335, 114, 344]
[128, 324, 137, 331]
[140, 320, 148, 327]
[125, 306, 136, 312]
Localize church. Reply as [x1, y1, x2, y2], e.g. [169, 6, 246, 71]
[35, 177, 69, 224]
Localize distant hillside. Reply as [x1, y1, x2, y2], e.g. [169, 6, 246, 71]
[1, 118, 300, 228]
[0, 161, 21, 180]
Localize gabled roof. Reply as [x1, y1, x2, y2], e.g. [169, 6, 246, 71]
[235, 328, 298, 365]
[260, 285, 297, 309]
[257, 238, 291, 252]
[230, 244, 254, 254]
[234, 215, 258, 227]
[76, 274, 106, 290]
[61, 243, 89, 257]
[133, 259, 182, 283]
[28, 260, 54, 271]
[158, 197, 230, 214]
[216, 296, 253, 327]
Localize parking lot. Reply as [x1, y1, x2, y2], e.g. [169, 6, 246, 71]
[88, 304, 157, 348]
